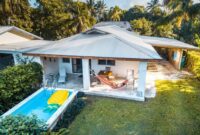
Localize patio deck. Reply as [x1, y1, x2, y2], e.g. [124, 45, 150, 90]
[84, 80, 156, 101]
[46, 61, 189, 101]
[147, 61, 191, 80]
[53, 74, 156, 101]
[55, 74, 83, 89]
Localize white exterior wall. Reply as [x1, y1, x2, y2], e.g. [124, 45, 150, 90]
[0, 32, 30, 44]
[40, 58, 139, 78]
[91, 60, 139, 78]
[42, 57, 59, 75]
[58, 58, 73, 74]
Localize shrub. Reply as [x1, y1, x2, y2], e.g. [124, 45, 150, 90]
[0, 115, 47, 135]
[186, 51, 200, 79]
[130, 18, 153, 36]
[0, 62, 43, 114]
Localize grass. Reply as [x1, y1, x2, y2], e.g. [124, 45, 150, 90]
[56, 78, 200, 135]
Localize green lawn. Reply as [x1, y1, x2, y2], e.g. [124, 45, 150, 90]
[56, 78, 200, 135]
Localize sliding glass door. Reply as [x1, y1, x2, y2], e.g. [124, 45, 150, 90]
[72, 59, 82, 73]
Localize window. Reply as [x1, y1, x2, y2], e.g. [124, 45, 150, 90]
[107, 60, 115, 66]
[63, 58, 70, 63]
[98, 60, 106, 65]
[98, 60, 115, 66]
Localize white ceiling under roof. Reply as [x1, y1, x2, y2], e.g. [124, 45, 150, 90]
[25, 25, 162, 61]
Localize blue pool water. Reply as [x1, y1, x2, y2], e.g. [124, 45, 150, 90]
[11, 89, 71, 122]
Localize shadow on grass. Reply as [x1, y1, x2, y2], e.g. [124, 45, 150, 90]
[48, 78, 200, 135]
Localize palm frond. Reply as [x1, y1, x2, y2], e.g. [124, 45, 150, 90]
[188, 3, 200, 17]
[157, 10, 184, 25]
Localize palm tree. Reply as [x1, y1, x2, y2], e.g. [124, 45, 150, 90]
[108, 6, 123, 21]
[86, 0, 96, 16]
[95, 0, 107, 21]
[86, 0, 96, 7]
[68, 1, 96, 33]
[0, 0, 32, 31]
[147, 0, 160, 11]
[161, 0, 200, 27]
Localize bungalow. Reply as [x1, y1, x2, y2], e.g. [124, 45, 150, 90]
[0, 26, 51, 69]
[24, 25, 160, 101]
[0, 24, 198, 101]
[24, 25, 199, 101]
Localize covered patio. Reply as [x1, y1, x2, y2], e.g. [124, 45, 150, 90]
[40, 56, 158, 101]
[25, 25, 162, 101]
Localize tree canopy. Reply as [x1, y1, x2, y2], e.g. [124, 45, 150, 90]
[0, 0, 33, 32]
[0, 0, 199, 47]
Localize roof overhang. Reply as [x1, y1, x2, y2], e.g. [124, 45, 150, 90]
[151, 44, 200, 50]
[24, 53, 163, 62]
[140, 36, 199, 51]
[0, 40, 53, 53]
[0, 26, 42, 40]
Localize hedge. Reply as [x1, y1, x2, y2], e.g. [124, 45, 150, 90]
[186, 51, 200, 79]
[0, 62, 43, 114]
[0, 115, 47, 135]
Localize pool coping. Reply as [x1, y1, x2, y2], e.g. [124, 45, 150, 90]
[1, 87, 78, 130]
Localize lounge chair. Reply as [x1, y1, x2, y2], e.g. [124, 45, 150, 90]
[96, 75, 128, 89]
[91, 70, 128, 89]
[58, 67, 66, 83]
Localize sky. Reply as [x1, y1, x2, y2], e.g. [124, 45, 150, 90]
[30, 0, 200, 10]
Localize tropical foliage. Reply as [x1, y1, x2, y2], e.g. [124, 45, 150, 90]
[0, 0, 33, 32]
[130, 18, 153, 36]
[0, 62, 43, 114]
[0, 115, 46, 135]
[108, 6, 123, 21]
[32, 0, 96, 39]
[186, 51, 200, 80]
[0, 0, 199, 46]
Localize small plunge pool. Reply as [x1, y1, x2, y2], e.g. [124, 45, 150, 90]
[2, 88, 78, 129]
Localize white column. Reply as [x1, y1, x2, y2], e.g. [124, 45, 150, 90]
[137, 61, 147, 100]
[82, 59, 90, 90]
